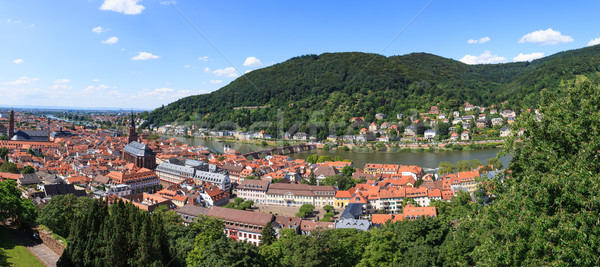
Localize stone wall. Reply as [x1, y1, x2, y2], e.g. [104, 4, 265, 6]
[38, 229, 65, 256]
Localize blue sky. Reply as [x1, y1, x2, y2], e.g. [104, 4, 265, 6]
[1, 0, 599, 109]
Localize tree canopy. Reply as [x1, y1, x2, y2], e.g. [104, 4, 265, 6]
[148, 46, 600, 140]
[0, 180, 37, 225]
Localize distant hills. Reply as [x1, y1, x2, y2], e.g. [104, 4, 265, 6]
[147, 45, 600, 133]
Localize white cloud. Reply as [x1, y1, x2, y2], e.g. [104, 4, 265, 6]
[212, 67, 239, 78]
[50, 84, 72, 90]
[205, 67, 239, 78]
[102, 36, 119, 44]
[244, 70, 253, 74]
[93, 79, 100, 82]
[154, 88, 175, 93]
[243, 56, 262, 67]
[198, 56, 209, 61]
[30, 24, 35, 28]
[210, 80, 222, 84]
[5, 76, 39, 85]
[132, 52, 159, 61]
[460, 51, 507, 65]
[54, 79, 71, 84]
[51, 79, 72, 90]
[184, 64, 191, 68]
[467, 37, 490, 44]
[132, 88, 201, 100]
[160, 1, 176, 5]
[81, 84, 114, 94]
[513, 52, 544, 62]
[587, 37, 600, 47]
[519, 28, 573, 45]
[13, 59, 24, 64]
[92, 26, 110, 33]
[100, 0, 145, 15]
[6, 19, 21, 24]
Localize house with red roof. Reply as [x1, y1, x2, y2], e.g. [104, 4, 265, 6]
[402, 204, 437, 220]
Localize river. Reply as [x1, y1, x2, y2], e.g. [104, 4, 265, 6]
[173, 137, 512, 170]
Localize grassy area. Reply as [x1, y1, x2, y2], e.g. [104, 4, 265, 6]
[0, 227, 45, 267]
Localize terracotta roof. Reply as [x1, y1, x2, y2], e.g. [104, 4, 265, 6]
[177, 205, 274, 227]
[313, 165, 339, 177]
[371, 214, 393, 225]
[238, 179, 269, 191]
[335, 187, 356, 198]
[267, 183, 335, 197]
[300, 220, 335, 232]
[0, 172, 21, 181]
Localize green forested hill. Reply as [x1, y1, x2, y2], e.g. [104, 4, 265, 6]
[147, 45, 600, 134]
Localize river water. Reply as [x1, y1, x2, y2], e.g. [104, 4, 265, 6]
[173, 137, 512, 170]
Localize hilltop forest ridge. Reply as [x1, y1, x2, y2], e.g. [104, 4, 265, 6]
[147, 45, 600, 133]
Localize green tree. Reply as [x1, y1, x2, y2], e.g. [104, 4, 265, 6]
[436, 122, 450, 138]
[37, 194, 95, 238]
[323, 205, 334, 213]
[58, 199, 168, 266]
[308, 173, 317, 185]
[296, 204, 315, 218]
[468, 159, 483, 170]
[260, 222, 277, 246]
[306, 154, 318, 164]
[341, 165, 355, 177]
[0, 180, 37, 226]
[152, 205, 182, 225]
[486, 157, 504, 170]
[198, 237, 264, 266]
[0, 161, 20, 174]
[0, 147, 8, 160]
[455, 160, 470, 172]
[468, 80, 600, 265]
[186, 215, 225, 265]
[163, 220, 202, 267]
[316, 155, 334, 163]
[21, 165, 35, 174]
[322, 174, 359, 190]
[437, 161, 456, 174]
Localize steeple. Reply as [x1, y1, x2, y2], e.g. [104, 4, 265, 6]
[127, 111, 138, 143]
[130, 111, 135, 128]
[8, 109, 14, 139]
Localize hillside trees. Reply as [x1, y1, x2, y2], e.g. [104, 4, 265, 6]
[0, 180, 37, 226]
[57, 200, 168, 267]
[147, 47, 600, 134]
[466, 80, 600, 265]
[37, 194, 95, 238]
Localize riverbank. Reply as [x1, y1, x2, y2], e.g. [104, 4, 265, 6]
[170, 136, 511, 169]
[165, 135, 505, 152]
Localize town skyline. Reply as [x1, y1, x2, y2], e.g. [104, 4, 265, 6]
[1, 0, 600, 109]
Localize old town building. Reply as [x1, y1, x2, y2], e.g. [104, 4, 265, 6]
[122, 141, 157, 169]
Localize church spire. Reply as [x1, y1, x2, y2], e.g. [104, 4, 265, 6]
[127, 111, 138, 143]
[130, 111, 135, 128]
[8, 109, 14, 139]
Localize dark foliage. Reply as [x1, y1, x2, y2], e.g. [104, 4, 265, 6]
[147, 47, 600, 140]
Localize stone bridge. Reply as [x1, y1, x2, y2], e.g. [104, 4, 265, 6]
[243, 144, 317, 159]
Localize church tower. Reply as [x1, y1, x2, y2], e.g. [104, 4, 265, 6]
[8, 110, 14, 139]
[127, 112, 138, 143]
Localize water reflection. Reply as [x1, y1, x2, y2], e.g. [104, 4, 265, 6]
[173, 137, 511, 170]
